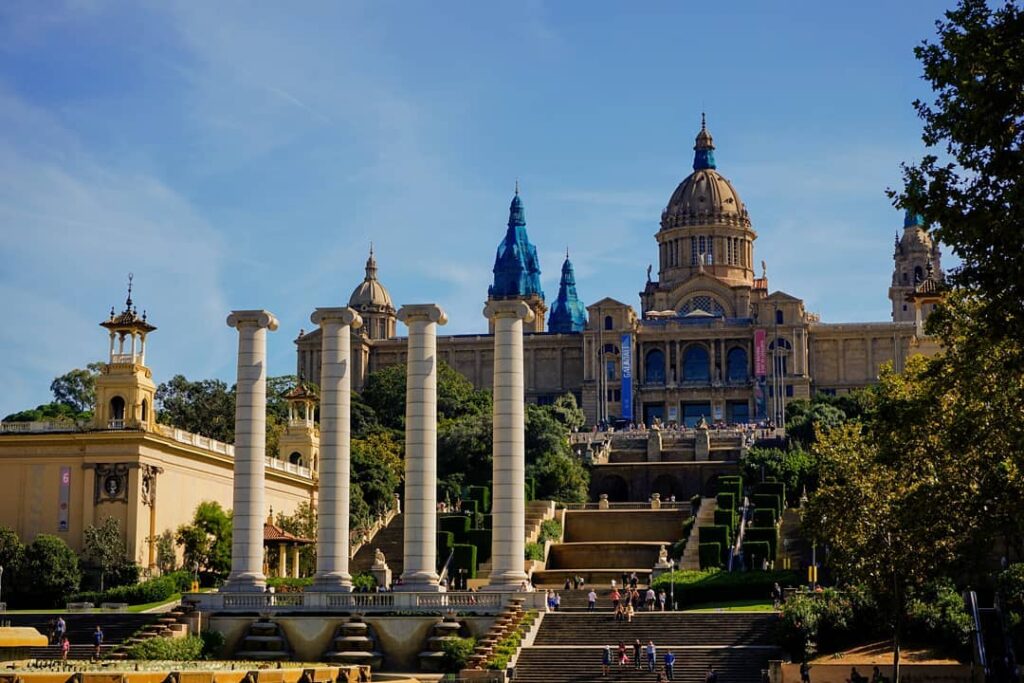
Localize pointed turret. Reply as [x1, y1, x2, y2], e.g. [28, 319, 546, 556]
[548, 250, 587, 333]
[693, 112, 716, 170]
[487, 184, 547, 332]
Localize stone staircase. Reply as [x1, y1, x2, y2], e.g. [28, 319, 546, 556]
[778, 508, 806, 571]
[515, 612, 780, 683]
[475, 501, 555, 582]
[418, 616, 466, 672]
[233, 619, 291, 660]
[680, 498, 718, 570]
[322, 615, 383, 669]
[350, 513, 404, 579]
[464, 596, 528, 671]
[4, 613, 162, 661]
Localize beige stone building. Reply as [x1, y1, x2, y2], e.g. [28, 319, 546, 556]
[296, 119, 943, 426]
[0, 291, 315, 567]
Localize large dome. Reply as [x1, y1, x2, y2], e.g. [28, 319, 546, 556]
[348, 247, 394, 310]
[661, 119, 750, 230]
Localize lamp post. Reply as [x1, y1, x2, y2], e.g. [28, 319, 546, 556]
[669, 558, 675, 611]
[0, 564, 4, 610]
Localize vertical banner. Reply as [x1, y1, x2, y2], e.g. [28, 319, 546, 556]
[620, 333, 633, 420]
[58, 466, 71, 532]
[754, 330, 767, 420]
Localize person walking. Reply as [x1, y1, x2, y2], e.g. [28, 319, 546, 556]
[626, 602, 635, 623]
[602, 644, 611, 677]
[618, 642, 628, 669]
[92, 625, 104, 661]
[60, 636, 70, 662]
[800, 661, 811, 683]
[706, 665, 719, 683]
[54, 616, 66, 646]
[554, 592, 562, 611]
[633, 639, 643, 671]
[664, 650, 676, 681]
[646, 640, 657, 673]
[646, 587, 657, 611]
[587, 588, 597, 612]
[659, 589, 667, 611]
[611, 587, 621, 612]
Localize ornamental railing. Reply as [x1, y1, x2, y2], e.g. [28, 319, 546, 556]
[187, 589, 544, 614]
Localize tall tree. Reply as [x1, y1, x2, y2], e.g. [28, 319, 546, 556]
[894, 0, 1024, 343]
[156, 375, 236, 442]
[83, 517, 128, 592]
[50, 363, 104, 414]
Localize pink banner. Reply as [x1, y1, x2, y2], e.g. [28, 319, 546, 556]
[754, 329, 767, 377]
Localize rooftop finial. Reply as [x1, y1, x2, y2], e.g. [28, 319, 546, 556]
[693, 115, 716, 170]
[365, 244, 378, 280]
[126, 272, 134, 308]
[565, 246, 570, 260]
[701, 111, 707, 131]
[515, 178, 520, 196]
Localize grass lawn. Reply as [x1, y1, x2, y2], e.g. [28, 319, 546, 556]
[683, 599, 777, 612]
[1, 593, 182, 614]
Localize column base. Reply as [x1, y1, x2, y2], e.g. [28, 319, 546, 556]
[482, 571, 531, 592]
[307, 571, 353, 593]
[222, 570, 267, 593]
[393, 570, 444, 592]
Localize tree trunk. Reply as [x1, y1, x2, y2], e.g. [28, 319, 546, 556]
[892, 575, 902, 683]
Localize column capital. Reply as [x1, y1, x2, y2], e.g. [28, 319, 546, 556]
[398, 304, 448, 326]
[484, 299, 535, 323]
[227, 310, 280, 331]
[311, 307, 363, 329]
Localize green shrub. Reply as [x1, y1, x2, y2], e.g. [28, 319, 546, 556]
[698, 525, 731, 562]
[754, 481, 786, 503]
[753, 493, 782, 519]
[437, 530, 455, 553]
[538, 519, 562, 543]
[752, 508, 777, 527]
[439, 515, 471, 539]
[778, 588, 883, 660]
[698, 543, 722, 570]
[466, 529, 492, 563]
[714, 509, 736, 531]
[716, 492, 735, 512]
[452, 543, 478, 578]
[525, 477, 537, 502]
[466, 485, 491, 513]
[652, 569, 800, 608]
[266, 576, 313, 593]
[102, 575, 178, 605]
[199, 630, 226, 659]
[689, 494, 702, 509]
[906, 580, 971, 658]
[525, 542, 545, 561]
[744, 526, 778, 558]
[440, 636, 476, 673]
[127, 634, 205, 660]
[352, 572, 377, 591]
[17, 534, 81, 608]
[717, 476, 743, 505]
[742, 541, 771, 570]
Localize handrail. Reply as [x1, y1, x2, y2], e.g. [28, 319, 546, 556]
[438, 548, 456, 586]
[965, 590, 987, 678]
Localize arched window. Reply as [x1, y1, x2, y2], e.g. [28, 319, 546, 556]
[775, 309, 784, 325]
[141, 399, 148, 422]
[902, 272, 909, 284]
[645, 349, 666, 384]
[604, 315, 614, 330]
[914, 265, 924, 283]
[109, 396, 125, 421]
[683, 345, 710, 382]
[680, 295, 726, 317]
[726, 347, 748, 382]
[289, 452, 303, 465]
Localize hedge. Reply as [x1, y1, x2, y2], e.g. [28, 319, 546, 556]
[698, 525, 731, 563]
[699, 543, 722, 570]
[127, 634, 205, 660]
[439, 515, 471, 539]
[754, 481, 785, 503]
[752, 508, 777, 527]
[717, 476, 743, 506]
[753, 493, 782, 519]
[436, 531, 455, 559]
[460, 499, 479, 517]
[745, 526, 779, 558]
[716, 492, 735, 512]
[452, 543, 478, 578]
[466, 485, 491, 513]
[73, 571, 192, 606]
[651, 569, 800, 607]
[714, 509, 737, 531]
[742, 541, 772, 570]
[466, 529, 492, 563]
[525, 477, 537, 502]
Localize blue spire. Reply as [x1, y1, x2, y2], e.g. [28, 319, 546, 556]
[693, 113, 716, 170]
[489, 185, 544, 300]
[903, 207, 925, 229]
[549, 250, 587, 334]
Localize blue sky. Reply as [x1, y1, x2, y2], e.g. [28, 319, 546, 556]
[0, 1, 956, 417]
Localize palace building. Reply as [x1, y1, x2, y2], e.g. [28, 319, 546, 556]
[296, 118, 944, 427]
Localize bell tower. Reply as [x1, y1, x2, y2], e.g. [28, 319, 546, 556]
[889, 209, 942, 322]
[93, 274, 157, 431]
[277, 379, 320, 475]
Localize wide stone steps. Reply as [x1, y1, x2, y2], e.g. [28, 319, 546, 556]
[531, 612, 779, 647]
[537, 588, 655, 611]
[514, 646, 774, 683]
[4, 613, 162, 657]
[350, 513, 404, 578]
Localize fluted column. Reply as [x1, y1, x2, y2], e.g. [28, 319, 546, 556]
[484, 300, 534, 591]
[396, 304, 447, 592]
[224, 309, 279, 592]
[309, 306, 362, 592]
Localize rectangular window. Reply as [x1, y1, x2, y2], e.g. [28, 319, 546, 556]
[691, 237, 698, 265]
[706, 235, 714, 264]
[606, 360, 616, 380]
[785, 384, 794, 397]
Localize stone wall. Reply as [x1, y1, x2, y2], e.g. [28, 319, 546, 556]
[588, 461, 739, 502]
[564, 509, 690, 543]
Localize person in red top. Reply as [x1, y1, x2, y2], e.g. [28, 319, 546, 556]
[611, 588, 621, 612]
[60, 637, 70, 661]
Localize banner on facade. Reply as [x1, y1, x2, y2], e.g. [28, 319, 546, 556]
[58, 466, 70, 532]
[754, 329, 767, 377]
[620, 333, 633, 420]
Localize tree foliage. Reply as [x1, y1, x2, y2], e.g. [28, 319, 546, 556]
[50, 363, 104, 414]
[361, 361, 491, 430]
[895, 0, 1024, 343]
[15, 534, 81, 608]
[156, 375, 235, 442]
[176, 501, 232, 577]
[83, 517, 128, 592]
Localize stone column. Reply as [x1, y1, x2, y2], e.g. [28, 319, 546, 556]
[309, 307, 362, 592]
[396, 304, 448, 592]
[224, 310, 279, 592]
[292, 546, 301, 578]
[484, 300, 534, 591]
[279, 542, 288, 578]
